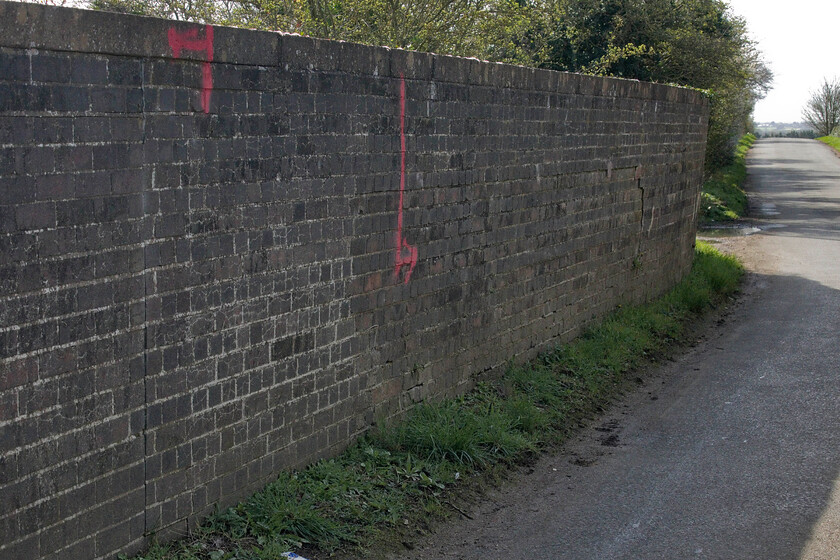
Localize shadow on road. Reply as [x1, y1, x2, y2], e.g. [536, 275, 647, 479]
[391, 265, 840, 560]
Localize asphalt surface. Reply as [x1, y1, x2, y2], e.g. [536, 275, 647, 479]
[394, 138, 840, 560]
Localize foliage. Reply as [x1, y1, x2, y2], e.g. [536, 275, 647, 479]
[126, 243, 742, 559]
[700, 132, 754, 222]
[300, 0, 540, 61]
[9, 0, 73, 5]
[803, 79, 840, 137]
[541, 0, 771, 171]
[87, 0, 262, 24]
[817, 135, 840, 153]
[86, 0, 548, 64]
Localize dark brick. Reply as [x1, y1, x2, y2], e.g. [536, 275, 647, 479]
[34, 173, 74, 201]
[23, 146, 55, 175]
[295, 331, 315, 353]
[0, 116, 34, 144]
[110, 117, 144, 142]
[0, 49, 30, 82]
[73, 171, 111, 198]
[0, 176, 36, 205]
[73, 116, 110, 142]
[53, 145, 93, 173]
[71, 55, 109, 85]
[56, 198, 95, 226]
[91, 144, 133, 171]
[15, 202, 56, 231]
[0, 83, 25, 112]
[49, 85, 90, 112]
[271, 336, 294, 361]
[90, 87, 127, 113]
[154, 214, 186, 238]
[108, 58, 143, 86]
[31, 53, 72, 83]
[0, 7, 711, 560]
[0, 534, 38, 560]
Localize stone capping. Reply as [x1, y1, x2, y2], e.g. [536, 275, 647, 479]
[0, 1, 707, 105]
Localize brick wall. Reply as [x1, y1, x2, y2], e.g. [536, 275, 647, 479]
[0, 2, 708, 558]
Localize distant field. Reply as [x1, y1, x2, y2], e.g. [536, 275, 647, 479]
[755, 122, 816, 138]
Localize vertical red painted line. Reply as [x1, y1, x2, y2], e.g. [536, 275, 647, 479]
[201, 25, 214, 114]
[398, 76, 406, 240]
[394, 75, 418, 283]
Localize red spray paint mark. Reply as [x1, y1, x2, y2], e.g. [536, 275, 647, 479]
[167, 25, 214, 114]
[394, 75, 418, 284]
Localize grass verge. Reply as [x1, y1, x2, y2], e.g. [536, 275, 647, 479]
[700, 133, 755, 223]
[817, 135, 840, 153]
[127, 242, 743, 560]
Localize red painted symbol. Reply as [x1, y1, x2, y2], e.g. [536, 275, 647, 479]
[394, 75, 418, 284]
[167, 25, 214, 114]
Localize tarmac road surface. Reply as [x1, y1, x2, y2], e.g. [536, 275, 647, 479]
[392, 138, 840, 560]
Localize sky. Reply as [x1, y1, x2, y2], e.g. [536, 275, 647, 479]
[725, 0, 840, 123]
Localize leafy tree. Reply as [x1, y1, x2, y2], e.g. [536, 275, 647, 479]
[86, 0, 297, 27]
[287, 0, 549, 63]
[86, 0, 547, 63]
[86, 0, 545, 62]
[802, 78, 840, 137]
[302, 0, 487, 53]
[542, 0, 772, 170]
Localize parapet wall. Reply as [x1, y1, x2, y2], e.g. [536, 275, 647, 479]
[0, 2, 708, 558]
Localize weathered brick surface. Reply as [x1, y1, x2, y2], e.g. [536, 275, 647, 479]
[0, 2, 708, 558]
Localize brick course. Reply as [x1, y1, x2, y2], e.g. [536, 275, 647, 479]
[0, 2, 708, 558]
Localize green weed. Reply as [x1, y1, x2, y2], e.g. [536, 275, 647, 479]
[818, 135, 840, 152]
[700, 133, 755, 223]
[128, 242, 743, 560]
[373, 399, 534, 466]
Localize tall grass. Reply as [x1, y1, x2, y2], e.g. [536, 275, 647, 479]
[700, 133, 755, 222]
[127, 242, 743, 560]
[817, 135, 840, 153]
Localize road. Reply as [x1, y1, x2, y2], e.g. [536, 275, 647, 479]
[392, 138, 840, 560]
